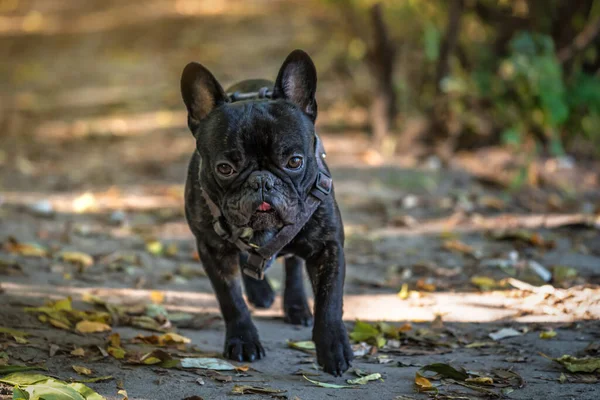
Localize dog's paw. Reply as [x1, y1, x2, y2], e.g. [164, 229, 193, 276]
[284, 303, 313, 327]
[224, 321, 265, 362]
[314, 321, 353, 376]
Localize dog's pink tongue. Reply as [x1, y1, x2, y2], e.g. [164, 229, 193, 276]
[258, 202, 272, 212]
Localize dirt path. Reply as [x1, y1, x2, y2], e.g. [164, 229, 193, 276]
[1, 1, 600, 399]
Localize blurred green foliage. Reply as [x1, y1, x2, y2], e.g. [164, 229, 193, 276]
[320, 0, 600, 155]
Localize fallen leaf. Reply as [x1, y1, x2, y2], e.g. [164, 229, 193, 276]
[414, 372, 435, 392]
[107, 346, 126, 359]
[397, 283, 409, 300]
[442, 239, 476, 257]
[287, 340, 316, 353]
[49, 344, 59, 357]
[540, 330, 557, 339]
[231, 385, 286, 395]
[58, 251, 94, 268]
[150, 291, 165, 304]
[347, 372, 382, 385]
[4, 239, 48, 257]
[146, 241, 164, 256]
[76, 321, 111, 334]
[551, 355, 600, 373]
[71, 348, 85, 357]
[489, 328, 521, 341]
[303, 375, 353, 389]
[470, 276, 503, 291]
[72, 365, 93, 376]
[419, 363, 469, 381]
[118, 389, 128, 400]
[465, 341, 496, 348]
[0, 366, 45, 374]
[180, 357, 236, 371]
[0, 372, 50, 386]
[157, 332, 191, 345]
[465, 376, 494, 385]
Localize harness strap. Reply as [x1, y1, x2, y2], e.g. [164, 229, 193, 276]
[200, 134, 331, 280]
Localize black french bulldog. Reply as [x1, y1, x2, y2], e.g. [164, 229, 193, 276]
[181, 50, 352, 376]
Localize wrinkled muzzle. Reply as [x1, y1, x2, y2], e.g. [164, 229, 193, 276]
[222, 171, 300, 231]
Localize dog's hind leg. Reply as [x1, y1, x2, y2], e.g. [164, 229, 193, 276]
[240, 253, 275, 309]
[283, 256, 313, 326]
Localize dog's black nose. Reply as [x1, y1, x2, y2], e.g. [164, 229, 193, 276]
[248, 172, 274, 192]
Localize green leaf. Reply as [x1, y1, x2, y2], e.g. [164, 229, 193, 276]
[420, 363, 469, 381]
[553, 355, 600, 373]
[0, 366, 45, 375]
[12, 386, 29, 400]
[347, 373, 382, 385]
[68, 383, 105, 400]
[303, 375, 353, 389]
[349, 321, 379, 342]
[0, 373, 50, 386]
[0, 327, 29, 337]
[287, 340, 316, 353]
[23, 379, 86, 400]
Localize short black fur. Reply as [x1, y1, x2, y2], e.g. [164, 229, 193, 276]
[182, 50, 352, 376]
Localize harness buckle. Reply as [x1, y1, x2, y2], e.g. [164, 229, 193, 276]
[213, 218, 230, 240]
[242, 252, 266, 280]
[315, 171, 332, 195]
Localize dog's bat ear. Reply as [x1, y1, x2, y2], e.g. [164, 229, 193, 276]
[181, 62, 228, 133]
[273, 49, 318, 122]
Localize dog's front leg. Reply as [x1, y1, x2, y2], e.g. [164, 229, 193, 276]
[196, 240, 265, 362]
[306, 241, 353, 376]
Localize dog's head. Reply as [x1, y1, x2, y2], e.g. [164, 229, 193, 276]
[181, 50, 319, 232]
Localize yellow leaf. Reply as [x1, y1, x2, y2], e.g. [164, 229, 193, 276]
[540, 330, 557, 339]
[14, 335, 29, 344]
[59, 251, 94, 268]
[71, 348, 85, 357]
[146, 241, 163, 256]
[107, 346, 126, 359]
[470, 276, 499, 291]
[235, 365, 250, 372]
[466, 376, 494, 385]
[150, 291, 164, 304]
[5, 241, 47, 257]
[72, 365, 93, 376]
[398, 323, 412, 332]
[142, 356, 161, 365]
[165, 243, 179, 257]
[76, 320, 111, 334]
[48, 318, 71, 330]
[158, 333, 191, 346]
[50, 297, 73, 312]
[118, 389, 128, 400]
[397, 283, 409, 300]
[414, 372, 435, 392]
[108, 333, 121, 348]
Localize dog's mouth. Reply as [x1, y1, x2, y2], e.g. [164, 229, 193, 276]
[249, 201, 282, 230]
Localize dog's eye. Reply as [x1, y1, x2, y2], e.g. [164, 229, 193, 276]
[216, 163, 235, 176]
[286, 156, 303, 170]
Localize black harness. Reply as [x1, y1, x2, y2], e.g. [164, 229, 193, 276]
[200, 88, 333, 280]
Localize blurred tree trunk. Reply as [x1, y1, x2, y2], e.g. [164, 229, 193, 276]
[425, 0, 465, 159]
[366, 3, 397, 151]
